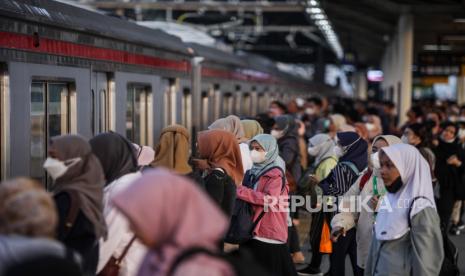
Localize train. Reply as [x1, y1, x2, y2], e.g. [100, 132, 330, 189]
[0, 0, 335, 186]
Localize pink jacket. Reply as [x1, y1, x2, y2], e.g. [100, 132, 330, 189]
[236, 168, 289, 243]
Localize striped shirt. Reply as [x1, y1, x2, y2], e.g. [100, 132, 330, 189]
[320, 162, 361, 197]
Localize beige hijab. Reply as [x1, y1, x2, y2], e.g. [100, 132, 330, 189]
[152, 125, 193, 175]
[241, 120, 264, 140]
[209, 115, 247, 143]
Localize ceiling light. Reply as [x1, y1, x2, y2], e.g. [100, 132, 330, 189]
[315, 19, 329, 26]
[423, 44, 451, 51]
[308, 0, 318, 6]
[311, 14, 326, 20]
[309, 8, 322, 14]
[453, 18, 465, 23]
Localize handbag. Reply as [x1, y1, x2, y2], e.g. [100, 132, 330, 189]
[97, 235, 137, 276]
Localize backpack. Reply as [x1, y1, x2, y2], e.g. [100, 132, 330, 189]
[167, 247, 268, 276]
[224, 166, 285, 244]
[408, 196, 459, 276]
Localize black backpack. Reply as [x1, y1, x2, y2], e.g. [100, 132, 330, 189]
[408, 196, 459, 276]
[167, 247, 268, 276]
[224, 166, 285, 244]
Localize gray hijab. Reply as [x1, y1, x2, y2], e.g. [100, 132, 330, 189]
[249, 134, 286, 177]
[51, 135, 107, 239]
[309, 133, 337, 166]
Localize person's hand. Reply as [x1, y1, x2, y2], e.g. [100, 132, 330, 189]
[447, 155, 462, 167]
[369, 195, 380, 211]
[330, 227, 346, 243]
[292, 219, 300, 226]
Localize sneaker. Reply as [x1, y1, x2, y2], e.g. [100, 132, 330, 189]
[449, 225, 460, 236]
[457, 222, 465, 231]
[297, 266, 324, 276]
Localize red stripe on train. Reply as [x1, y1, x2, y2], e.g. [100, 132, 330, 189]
[0, 31, 189, 71]
[0, 31, 280, 84]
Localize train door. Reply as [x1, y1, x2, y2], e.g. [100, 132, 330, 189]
[91, 72, 112, 135]
[234, 85, 242, 116]
[242, 92, 251, 116]
[213, 84, 221, 121]
[200, 83, 214, 129]
[222, 92, 234, 117]
[0, 65, 7, 181]
[30, 80, 77, 186]
[126, 83, 153, 147]
[181, 88, 192, 131]
[164, 78, 177, 127]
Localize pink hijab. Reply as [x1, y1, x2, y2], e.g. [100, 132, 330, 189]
[112, 168, 232, 276]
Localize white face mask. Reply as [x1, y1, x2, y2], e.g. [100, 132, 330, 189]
[365, 123, 376, 131]
[250, 150, 267, 164]
[307, 145, 320, 156]
[305, 107, 315, 115]
[43, 157, 81, 180]
[371, 152, 380, 170]
[271, 129, 284, 139]
[401, 135, 410, 144]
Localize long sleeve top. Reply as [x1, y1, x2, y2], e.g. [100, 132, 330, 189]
[236, 168, 289, 243]
[364, 207, 444, 276]
[97, 172, 147, 276]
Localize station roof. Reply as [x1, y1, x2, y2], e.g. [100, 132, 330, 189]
[85, 0, 465, 68]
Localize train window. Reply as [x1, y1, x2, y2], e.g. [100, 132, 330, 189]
[30, 81, 75, 186]
[126, 83, 152, 146]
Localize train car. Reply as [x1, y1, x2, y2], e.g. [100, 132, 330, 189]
[0, 0, 317, 186]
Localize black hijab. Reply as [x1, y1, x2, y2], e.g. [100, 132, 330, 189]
[337, 131, 368, 172]
[89, 132, 138, 186]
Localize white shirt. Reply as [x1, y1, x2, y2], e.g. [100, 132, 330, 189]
[97, 172, 147, 276]
[239, 143, 253, 173]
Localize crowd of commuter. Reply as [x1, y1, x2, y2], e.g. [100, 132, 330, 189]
[1, 96, 464, 276]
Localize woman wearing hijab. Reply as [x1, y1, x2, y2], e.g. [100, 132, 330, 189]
[0, 178, 82, 276]
[152, 125, 203, 186]
[112, 168, 235, 276]
[330, 135, 402, 274]
[194, 129, 244, 217]
[319, 131, 368, 276]
[237, 134, 297, 276]
[433, 122, 464, 229]
[298, 134, 338, 275]
[209, 115, 253, 172]
[89, 132, 146, 276]
[271, 115, 303, 263]
[365, 143, 443, 276]
[271, 115, 302, 183]
[241, 119, 264, 140]
[44, 134, 107, 275]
